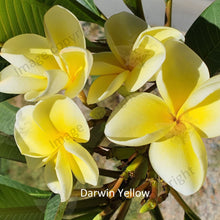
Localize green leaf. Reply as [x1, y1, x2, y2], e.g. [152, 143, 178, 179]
[0, 102, 24, 163]
[82, 122, 105, 152]
[0, 175, 51, 198]
[123, 0, 138, 14]
[72, 209, 102, 220]
[0, 0, 49, 44]
[123, 0, 145, 20]
[86, 39, 109, 53]
[76, 0, 101, 16]
[44, 194, 68, 220]
[0, 0, 105, 45]
[110, 147, 136, 160]
[0, 101, 18, 135]
[185, 0, 220, 76]
[0, 175, 51, 220]
[0, 56, 9, 71]
[0, 132, 26, 163]
[0, 92, 17, 103]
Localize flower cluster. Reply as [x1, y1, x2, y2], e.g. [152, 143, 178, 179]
[1, 5, 220, 202]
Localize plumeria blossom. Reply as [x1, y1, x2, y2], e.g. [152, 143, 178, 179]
[0, 5, 92, 101]
[104, 39, 220, 195]
[87, 12, 184, 104]
[14, 95, 99, 202]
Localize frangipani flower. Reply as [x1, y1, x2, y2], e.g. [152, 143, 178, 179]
[104, 40, 220, 195]
[87, 12, 184, 104]
[0, 5, 92, 101]
[14, 95, 99, 201]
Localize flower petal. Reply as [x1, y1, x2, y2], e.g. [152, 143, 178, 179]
[157, 40, 209, 115]
[49, 97, 90, 142]
[25, 156, 46, 170]
[14, 106, 55, 157]
[90, 52, 125, 75]
[180, 75, 220, 138]
[1, 34, 59, 73]
[149, 125, 207, 195]
[0, 65, 47, 94]
[59, 47, 92, 98]
[64, 140, 99, 186]
[44, 5, 85, 53]
[105, 12, 148, 65]
[32, 95, 66, 139]
[139, 26, 185, 44]
[23, 70, 68, 101]
[87, 71, 128, 104]
[45, 149, 73, 202]
[125, 35, 166, 91]
[105, 93, 174, 146]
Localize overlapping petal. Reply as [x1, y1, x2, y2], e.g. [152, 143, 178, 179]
[60, 47, 93, 98]
[24, 69, 68, 101]
[44, 5, 85, 53]
[1, 34, 59, 73]
[105, 12, 148, 65]
[149, 125, 207, 195]
[0, 65, 47, 94]
[139, 26, 185, 44]
[49, 96, 90, 142]
[125, 35, 165, 91]
[90, 52, 125, 76]
[87, 71, 128, 104]
[64, 140, 99, 186]
[14, 106, 55, 157]
[32, 95, 66, 138]
[180, 75, 220, 138]
[105, 93, 174, 146]
[45, 150, 73, 202]
[157, 40, 209, 115]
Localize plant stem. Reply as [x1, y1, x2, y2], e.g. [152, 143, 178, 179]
[164, 0, 173, 27]
[150, 206, 164, 220]
[170, 188, 201, 220]
[99, 168, 121, 179]
[144, 83, 157, 93]
[116, 199, 132, 220]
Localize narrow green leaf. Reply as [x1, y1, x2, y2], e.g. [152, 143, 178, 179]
[0, 175, 51, 220]
[110, 147, 136, 160]
[72, 209, 101, 219]
[0, 175, 51, 198]
[0, 132, 26, 163]
[76, 0, 101, 16]
[123, 0, 138, 14]
[185, 0, 220, 75]
[0, 101, 18, 135]
[82, 122, 105, 152]
[86, 39, 109, 53]
[0, 92, 17, 103]
[0, 56, 9, 71]
[44, 194, 68, 220]
[123, 0, 145, 20]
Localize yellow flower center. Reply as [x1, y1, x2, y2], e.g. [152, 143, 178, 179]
[163, 114, 187, 139]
